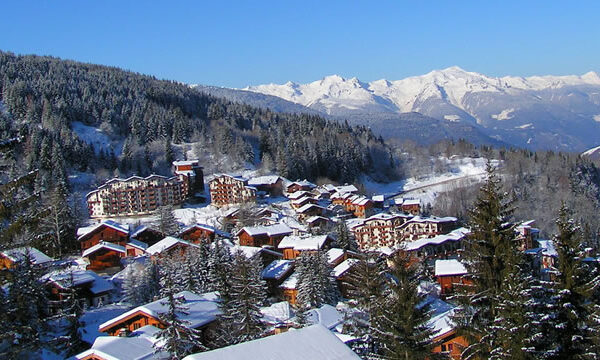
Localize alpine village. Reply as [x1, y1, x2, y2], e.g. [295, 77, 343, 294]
[3, 28, 600, 360]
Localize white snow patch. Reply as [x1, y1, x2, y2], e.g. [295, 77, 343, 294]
[593, 114, 600, 122]
[583, 145, 600, 156]
[72, 121, 123, 156]
[491, 108, 515, 120]
[516, 123, 533, 129]
[443, 114, 460, 122]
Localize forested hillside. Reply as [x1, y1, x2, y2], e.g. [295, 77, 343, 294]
[0, 51, 396, 189]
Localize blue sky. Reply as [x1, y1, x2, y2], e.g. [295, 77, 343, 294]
[1, 1, 598, 88]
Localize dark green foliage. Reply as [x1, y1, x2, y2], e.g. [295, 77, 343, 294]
[296, 250, 339, 309]
[0, 51, 396, 183]
[336, 220, 357, 251]
[215, 250, 267, 346]
[371, 253, 441, 360]
[157, 205, 179, 236]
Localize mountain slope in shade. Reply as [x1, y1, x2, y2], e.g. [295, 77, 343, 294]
[244, 67, 600, 151]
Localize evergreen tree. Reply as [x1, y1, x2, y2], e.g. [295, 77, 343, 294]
[154, 274, 207, 359]
[335, 220, 357, 251]
[545, 204, 599, 359]
[40, 183, 76, 257]
[453, 162, 517, 359]
[371, 253, 441, 360]
[296, 250, 338, 309]
[181, 244, 211, 294]
[3, 251, 49, 358]
[342, 252, 386, 356]
[216, 251, 267, 346]
[207, 240, 232, 295]
[57, 272, 86, 357]
[157, 205, 179, 236]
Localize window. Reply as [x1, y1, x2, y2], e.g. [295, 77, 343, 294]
[441, 344, 447, 352]
[133, 323, 141, 330]
[448, 343, 453, 351]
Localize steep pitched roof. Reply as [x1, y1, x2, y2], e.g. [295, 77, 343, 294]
[182, 324, 360, 360]
[77, 220, 129, 240]
[434, 259, 468, 277]
[82, 242, 126, 258]
[99, 291, 220, 332]
[145, 237, 195, 256]
[1, 247, 53, 264]
[278, 235, 331, 251]
[237, 223, 293, 237]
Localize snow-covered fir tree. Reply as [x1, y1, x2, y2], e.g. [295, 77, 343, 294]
[296, 250, 339, 310]
[157, 205, 179, 236]
[336, 220, 357, 251]
[342, 252, 386, 356]
[55, 271, 86, 357]
[122, 261, 161, 305]
[215, 250, 267, 346]
[371, 252, 441, 360]
[544, 204, 599, 359]
[154, 274, 207, 359]
[3, 251, 49, 358]
[207, 240, 233, 295]
[40, 182, 76, 257]
[453, 162, 517, 359]
[181, 244, 211, 294]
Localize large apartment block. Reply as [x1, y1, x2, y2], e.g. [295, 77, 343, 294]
[209, 174, 257, 207]
[87, 160, 203, 218]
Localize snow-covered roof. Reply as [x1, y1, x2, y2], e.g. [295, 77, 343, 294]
[295, 203, 324, 214]
[326, 248, 345, 265]
[291, 197, 315, 206]
[278, 234, 331, 251]
[77, 220, 129, 240]
[173, 160, 200, 166]
[260, 301, 295, 324]
[352, 196, 371, 206]
[404, 215, 457, 224]
[182, 324, 360, 360]
[289, 179, 316, 188]
[286, 190, 311, 200]
[306, 304, 344, 330]
[279, 272, 298, 290]
[334, 184, 358, 194]
[179, 223, 231, 238]
[248, 175, 281, 186]
[372, 194, 384, 202]
[145, 236, 194, 256]
[228, 245, 282, 259]
[434, 259, 468, 277]
[1, 247, 53, 264]
[44, 269, 114, 294]
[211, 173, 248, 182]
[537, 240, 558, 257]
[262, 260, 294, 280]
[99, 291, 220, 332]
[306, 216, 329, 225]
[74, 334, 169, 360]
[237, 223, 293, 237]
[402, 227, 470, 251]
[402, 198, 421, 206]
[82, 242, 126, 258]
[127, 239, 149, 251]
[333, 259, 359, 278]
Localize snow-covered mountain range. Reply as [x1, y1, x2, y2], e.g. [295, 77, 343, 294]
[239, 67, 600, 151]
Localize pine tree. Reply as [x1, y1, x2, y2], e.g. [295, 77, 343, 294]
[216, 251, 267, 346]
[453, 162, 517, 359]
[296, 250, 338, 309]
[57, 272, 86, 357]
[3, 251, 49, 358]
[342, 252, 386, 356]
[154, 275, 207, 359]
[544, 204, 598, 359]
[181, 244, 211, 294]
[40, 183, 76, 257]
[371, 252, 441, 360]
[207, 240, 232, 295]
[158, 205, 179, 236]
[336, 220, 357, 251]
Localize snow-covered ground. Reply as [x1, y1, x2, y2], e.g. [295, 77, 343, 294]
[363, 157, 497, 206]
[80, 303, 132, 344]
[72, 121, 123, 155]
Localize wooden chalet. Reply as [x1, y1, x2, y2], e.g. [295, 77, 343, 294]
[261, 259, 294, 297]
[145, 236, 196, 259]
[44, 269, 114, 313]
[286, 179, 316, 193]
[516, 220, 540, 251]
[178, 224, 231, 244]
[429, 307, 468, 360]
[279, 272, 298, 305]
[326, 248, 359, 267]
[400, 198, 421, 215]
[236, 223, 293, 248]
[77, 220, 129, 251]
[332, 258, 360, 297]
[125, 240, 148, 257]
[306, 215, 330, 229]
[295, 203, 325, 220]
[290, 196, 318, 209]
[129, 225, 165, 247]
[278, 234, 333, 260]
[401, 227, 469, 263]
[434, 259, 471, 295]
[0, 247, 53, 270]
[248, 175, 284, 196]
[75, 331, 170, 360]
[98, 291, 220, 337]
[82, 242, 127, 274]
